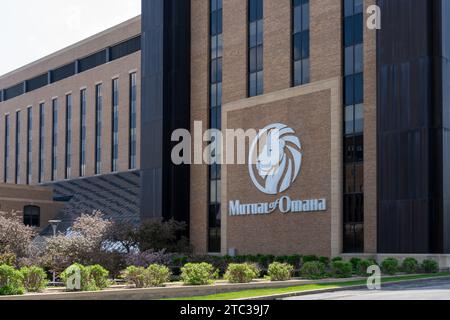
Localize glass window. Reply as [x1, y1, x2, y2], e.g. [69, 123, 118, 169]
[95, 84, 102, 174]
[293, 0, 310, 86]
[65, 94, 72, 179]
[343, 0, 364, 254]
[248, 0, 264, 97]
[209, 0, 223, 253]
[4, 115, 10, 183]
[15, 111, 21, 184]
[354, 103, 364, 133]
[129, 74, 137, 170]
[38, 104, 45, 183]
[80, 90, 87, 177]
[112, 79, 119, 172]
[23, 205, 40, 227]
[51, 99, 58, 181]
[354, 43, 364, 73]
[26, 107, 32, 184]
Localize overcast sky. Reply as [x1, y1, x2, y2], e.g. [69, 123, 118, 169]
[0, 0, 141, 76]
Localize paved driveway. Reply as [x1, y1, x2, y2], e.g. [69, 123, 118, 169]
[285, 278, 450, 300]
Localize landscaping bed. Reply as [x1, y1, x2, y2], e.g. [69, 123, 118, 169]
[0, 211, 445, 300]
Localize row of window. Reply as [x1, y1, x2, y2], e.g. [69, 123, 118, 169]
[206, 0, 312, 252]
[0, 36, 141, 103]
[209, 0, 223, 253]
[247, 0, 311, 98]
[2, 73, 137, 184]
[343, 0, 364, 253]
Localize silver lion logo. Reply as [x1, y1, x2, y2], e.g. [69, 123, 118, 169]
[249, 123, 303, 195]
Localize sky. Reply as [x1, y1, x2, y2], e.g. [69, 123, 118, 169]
[0, 0, 141, 76]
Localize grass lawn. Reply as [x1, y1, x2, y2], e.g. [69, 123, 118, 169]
[166, 272, 450, 300]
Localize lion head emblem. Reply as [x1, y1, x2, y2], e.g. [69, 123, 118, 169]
[249, 123, 302, 195]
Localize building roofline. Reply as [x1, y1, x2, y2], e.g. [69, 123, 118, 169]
[0, 15, 141, 81]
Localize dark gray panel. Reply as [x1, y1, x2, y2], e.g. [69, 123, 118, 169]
[140, 0, 191, 226]
[377, 0, 450, 253]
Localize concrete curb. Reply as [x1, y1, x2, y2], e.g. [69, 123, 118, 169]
[238, 275, 450, 300]
[0, 274, 447, 300]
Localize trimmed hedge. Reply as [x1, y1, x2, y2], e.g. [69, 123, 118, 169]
[147, 264, 171, 287]
[355, 259, 378, 276]
[121, 265, 171, 288]
[331, 261, 353, 278]
[180, 263, 218, 285]
[61, 263, 110, 291]
[300, 261, 326, 280]
[381, 258, 399, 275]
[225, 264, 259, 283]
[421, 259, 439, 274]
[401, 258, 419, 274]
[267, 262, 294, 281]
[20, 266, 47, 292]
[0, 265, 24, 296]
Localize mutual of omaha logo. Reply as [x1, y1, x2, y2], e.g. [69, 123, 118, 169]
[249, 123, 302, 195]
[229, 123, 327, 216]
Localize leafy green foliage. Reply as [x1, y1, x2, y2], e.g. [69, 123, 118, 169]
[421, 259, 439, 274]
[20, 266, 47, 292]
[267, 262, 294, 281]
[180, 263, 218, 285]
[401, 258, 419, 274]
[331, 261, 353, 278]
[300, 261, 326, 280]
[0, 265, 24, 295]
[381, 258, 399, 275]
[225, 264, 259, 284]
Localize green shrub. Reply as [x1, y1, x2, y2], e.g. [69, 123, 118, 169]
[0, 265, 24, 295]
[20, 266, 47, 292]
[349, 258, 362, 271]
[300, 261, 326, 280]
[421, 259, 439, 274]
[355, 259, 377, 276]
[331, 257, 343, 263]
[121, 266, 148, 288]
[286, 255, 302, 268]
[225, 264, 259, 283]
[181, 263, 218, 285]
[86, 265, 110, 290]
[331, 261, 353, 278]
[0, 253, 16, 267]
[302, 255, 318, 264]
[401, 258, 419, 274]
[60, 264, 101, 292]
[256, 255, 274, 268]
[319, 257, 330, 267]
[147, 264, 171, 287]
[267, 262, 294, 281]
[381, 258, 399, 275]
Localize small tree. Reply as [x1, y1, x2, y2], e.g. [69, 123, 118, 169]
[0, 211, 35, 258]
[42, 211, 112, 274]
[137, 219, 191, 253]
[106, 222, 138, 254]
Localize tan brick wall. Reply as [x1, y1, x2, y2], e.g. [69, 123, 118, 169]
[264, 0, 292, 93]
[364, 0, 378, 253]
[191, 1, 348, 255]
[222, 79, 342, 256]
[0, 184, 64, 232]
[222, 0, 248, 103]
[310, 0, 342, 82]
[190, 0, 210, 254]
